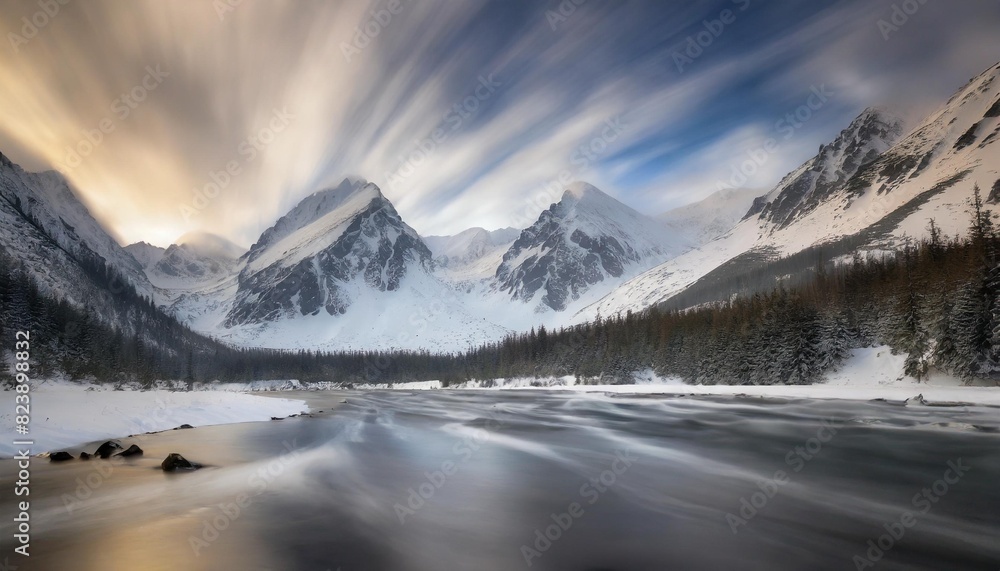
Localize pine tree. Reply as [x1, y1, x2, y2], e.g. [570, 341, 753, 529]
[891, 248, 930, 379]
[950, 277, 990, 381]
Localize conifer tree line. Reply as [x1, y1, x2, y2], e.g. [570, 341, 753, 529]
[0, 247, 455, 386]
[2, 185, 999, 387]
[460, 185, 1000, 386]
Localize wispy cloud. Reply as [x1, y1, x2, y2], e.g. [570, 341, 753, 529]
[0, 0, 997, 246]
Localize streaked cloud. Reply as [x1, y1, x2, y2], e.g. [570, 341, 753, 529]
[0, 0, 997, 246]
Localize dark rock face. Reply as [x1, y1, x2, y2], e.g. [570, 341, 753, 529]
[753, 109, 904, 229]
[161, 453, 198, 471]
[225, 192, 431, 326]
[79, 452, 91, 460]
[49, 451, 74, 462]
[988, 179, 1000, 204]
[115, 444, 143, 457]
[95, 441, 122, 459]
[953, 122, 981, 150]
[985, 97, 1000, 118]
[496, 203, 641, 311]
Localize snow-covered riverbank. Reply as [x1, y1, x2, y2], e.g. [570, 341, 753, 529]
[0, 381, 308, 457]
[448, 347, 1000, 405]
[5, 346, 998, 457]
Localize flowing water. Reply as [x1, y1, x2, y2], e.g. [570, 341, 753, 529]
[2, 390, 999, 570]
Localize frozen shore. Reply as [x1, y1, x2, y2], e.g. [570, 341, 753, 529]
[447, 346, 1000, 406]
[0, 380, 308, 457]
[5, 346, 998, 457]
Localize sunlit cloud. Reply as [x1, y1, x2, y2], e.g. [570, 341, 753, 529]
[0, 0, 997, 247]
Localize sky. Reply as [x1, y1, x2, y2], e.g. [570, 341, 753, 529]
[0, 0, 998, 248]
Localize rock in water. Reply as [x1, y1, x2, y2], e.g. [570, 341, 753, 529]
[115, 444, 144, 457]
[95, 441, 122, 459]
[49, 451, 74, 462]
[79, 452, 92, 460]
[161, 453, 198, 471]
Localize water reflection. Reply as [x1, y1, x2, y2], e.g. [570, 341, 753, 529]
[2, 391, 999, 570]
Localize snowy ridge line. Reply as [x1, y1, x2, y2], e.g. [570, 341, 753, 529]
[584, 62, 1000, 321]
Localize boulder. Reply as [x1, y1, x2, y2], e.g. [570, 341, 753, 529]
[95, 441, 123, 459]
[161, 453, 199, 471]
[175, 424, 194, 430]
[49, 451, 74, 462]
[79, 452, 91, 460]
[115, 444, 144, 457]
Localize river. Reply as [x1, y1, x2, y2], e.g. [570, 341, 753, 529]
[2, 390, 998, 570]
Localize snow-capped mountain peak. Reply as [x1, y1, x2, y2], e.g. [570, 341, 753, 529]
[561, 180, 603, 201]
[495, 181, 686, 311]
[226, 179, 432, 325]
[583, 60, 1000, 323]
[124, 241, 166, 270]
[746, 106, 906, 228]
[245, 177, 376, 263]
[176, 231, 245, 260]
[424, 226, 520, 281]
[132, 232, 245, 286]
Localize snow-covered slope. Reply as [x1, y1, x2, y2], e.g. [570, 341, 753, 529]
[27, 60, 995, 354]
[145, 178, 511, 351]
[584, 61, 1000, 320]
[424, 227, 520, 282]
[0, 155, 151, 299]
[495, 182, 686, 311]
[226, 178, 433, 324]
[125, 241, 165, 269]
[746, 107, 906, 228]
[144, 231, 244, 287]
[658, 186, 765, 247]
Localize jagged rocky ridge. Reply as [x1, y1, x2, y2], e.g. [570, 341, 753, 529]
[225, 178, 432, 325]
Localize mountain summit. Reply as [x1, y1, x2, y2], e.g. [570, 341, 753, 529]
[584, 61, 1000, 321]
[495, 182, 683, 311]
[226, 179, 431, 325]
[746, 107, 906, 227]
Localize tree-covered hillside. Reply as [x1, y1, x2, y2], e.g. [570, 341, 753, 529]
[3, 186, 1000, 387]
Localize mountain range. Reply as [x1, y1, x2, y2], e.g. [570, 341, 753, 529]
[2, 61, 998, 353]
